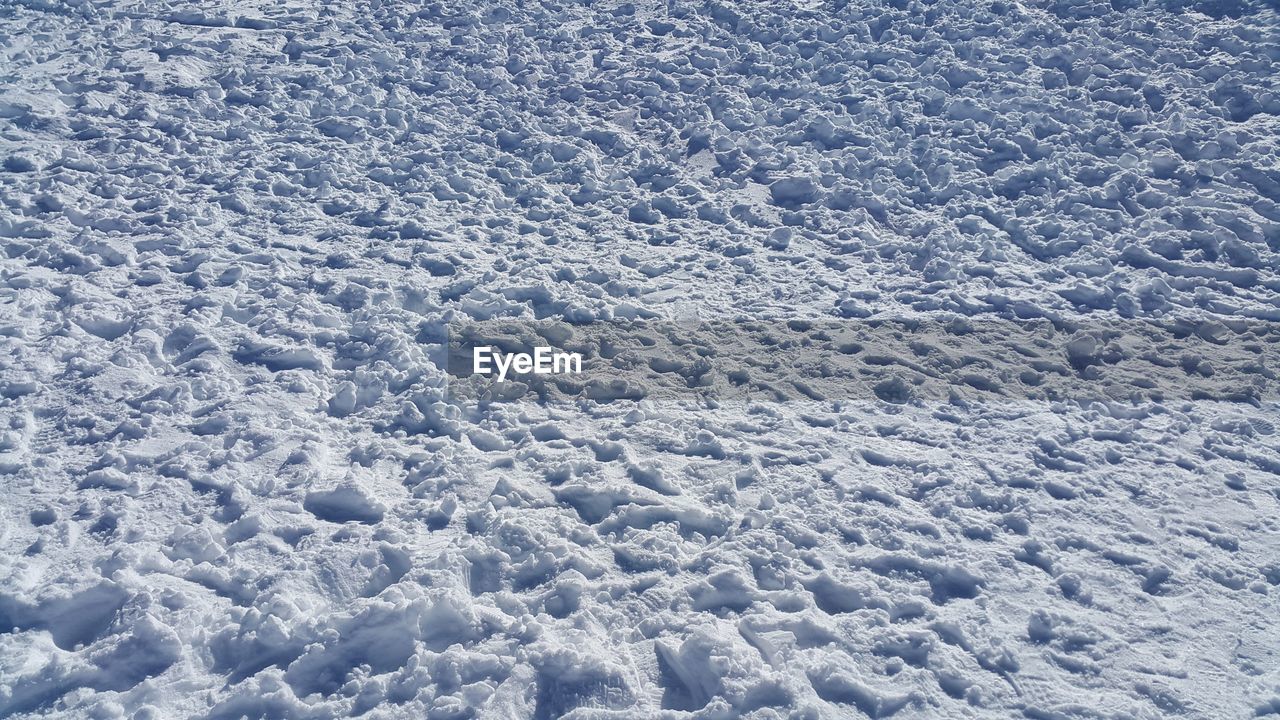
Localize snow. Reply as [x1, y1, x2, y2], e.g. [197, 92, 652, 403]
[1, 0, 1279, 717]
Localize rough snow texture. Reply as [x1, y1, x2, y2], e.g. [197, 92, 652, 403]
[2, 0, 1280, 717]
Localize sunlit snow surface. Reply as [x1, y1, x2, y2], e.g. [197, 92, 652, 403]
[2, 0, 1279, 717]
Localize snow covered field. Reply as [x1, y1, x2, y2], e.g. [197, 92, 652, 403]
[1, 0, 1279, 716]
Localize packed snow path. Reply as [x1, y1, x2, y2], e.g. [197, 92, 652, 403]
[1, 0, 1279, 717]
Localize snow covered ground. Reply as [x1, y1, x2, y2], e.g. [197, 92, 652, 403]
[2, 0, 1279, 716]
